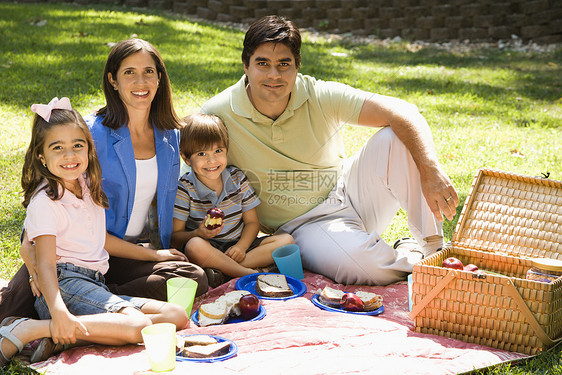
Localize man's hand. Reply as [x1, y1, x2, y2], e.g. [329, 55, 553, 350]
[420, 165, 459, 222]
[225, 245, 246, 263]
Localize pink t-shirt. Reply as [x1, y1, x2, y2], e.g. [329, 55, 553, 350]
[24, 176, 109, 274]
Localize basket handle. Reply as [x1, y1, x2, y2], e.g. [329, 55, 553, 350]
[408, 270, 458, 321]
[503, 278, 562, 347]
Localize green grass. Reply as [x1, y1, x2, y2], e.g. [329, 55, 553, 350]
[0, 2, 561, 374]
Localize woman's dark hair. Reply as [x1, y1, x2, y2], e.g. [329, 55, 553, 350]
[97, 38, 181, 131]
[242, 15, 301, 68]
[179, 114, 229, 158]
[22, 109, 108, 209]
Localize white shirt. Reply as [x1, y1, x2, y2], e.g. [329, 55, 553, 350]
[124, 155, 158, 242]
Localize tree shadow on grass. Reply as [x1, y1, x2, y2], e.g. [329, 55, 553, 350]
[0, 3, 244, 111]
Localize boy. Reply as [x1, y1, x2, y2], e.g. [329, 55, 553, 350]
[171, 114, 294, 287]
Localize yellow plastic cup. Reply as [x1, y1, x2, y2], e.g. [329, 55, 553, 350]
[141, 323, 176, 372]
[167, 277, 198, 315]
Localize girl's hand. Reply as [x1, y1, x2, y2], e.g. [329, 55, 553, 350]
[195, 221, 224, 239]
[153, 249, 188, 262]
[20, 232, 41, 297]
[225, 245, 246, 263]
[50, 311, 89, 345]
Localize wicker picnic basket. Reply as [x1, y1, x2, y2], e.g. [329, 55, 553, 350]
[409, 168, 562, 355]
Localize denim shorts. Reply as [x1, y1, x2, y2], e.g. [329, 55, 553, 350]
[34, 263, 150, 319]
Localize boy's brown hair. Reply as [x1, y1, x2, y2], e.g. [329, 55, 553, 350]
[180, 113, 229, 158]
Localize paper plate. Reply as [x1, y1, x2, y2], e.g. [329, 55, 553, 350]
[311, 294, 384, 316]
[235, 272, 307, 300]
[176, 334, 237, 363]
[191, 304, 266, 327]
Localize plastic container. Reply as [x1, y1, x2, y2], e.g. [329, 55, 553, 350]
[526, 258, 562, 283]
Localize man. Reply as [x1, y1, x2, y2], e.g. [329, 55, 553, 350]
[201, 15, 459, 285]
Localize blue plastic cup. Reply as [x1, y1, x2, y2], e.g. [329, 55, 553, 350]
[408, 274, 413, 311]
[272, 244, 304, 280]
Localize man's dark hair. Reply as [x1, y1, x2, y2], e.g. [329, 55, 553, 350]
[242, 15, 302, 68]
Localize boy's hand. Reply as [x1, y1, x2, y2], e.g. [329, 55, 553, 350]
[153, 249, 188, 262]
[225, 245, 246, 263]
[195, 221, 224, 239]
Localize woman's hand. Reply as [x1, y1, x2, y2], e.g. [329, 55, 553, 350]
[50, 310, 89, 345]
[225, 245, 246, 263]
[20, 231, 41, 297]
[153, 248, 189, 262]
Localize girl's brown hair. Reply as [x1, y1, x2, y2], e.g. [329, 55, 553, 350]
[97, 38, 181, 131]
[22, 109, 108, 208]
[179, 114, 229, 158]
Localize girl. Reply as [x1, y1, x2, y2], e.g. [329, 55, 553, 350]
[0, 98, 188, 367]
[0, 38, 207, 328]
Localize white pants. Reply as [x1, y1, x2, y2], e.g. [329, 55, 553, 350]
[277, 127, 442, 285]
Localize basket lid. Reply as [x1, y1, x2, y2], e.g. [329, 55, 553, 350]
[531, 258, 562, 272]
[452, 168, 562, 260]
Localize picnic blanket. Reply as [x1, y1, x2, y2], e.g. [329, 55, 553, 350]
[15, 272, 529, 374]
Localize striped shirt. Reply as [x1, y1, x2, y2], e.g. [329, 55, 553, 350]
[173, 166, 260, 241]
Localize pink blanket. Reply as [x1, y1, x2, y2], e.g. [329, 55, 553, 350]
[27, 272, 528, 374]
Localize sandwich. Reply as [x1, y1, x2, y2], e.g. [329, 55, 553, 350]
[182, 341, 231, 358]
[255, 274, 294, 297]
[318, 286, 383, 311]
[198, 299, 228, 326]
[183, 334, 219, 347]
[197, 290, 250, 326]
[355, 291, 383, 311]
[318, 286, 344, 307]
[218, 290, 250, 317]
[176, 334, 218, 352]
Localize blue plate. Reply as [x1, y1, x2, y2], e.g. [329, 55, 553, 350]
[235, 272, 307, 300]
[176, 334, 237, 363]
[191, 304, 266, 327]
[311, 294, 385, 316]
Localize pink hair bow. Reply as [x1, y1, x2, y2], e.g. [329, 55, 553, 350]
[31, 97, 73, 122]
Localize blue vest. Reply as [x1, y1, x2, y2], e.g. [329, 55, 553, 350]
[86, 114, 180, 249]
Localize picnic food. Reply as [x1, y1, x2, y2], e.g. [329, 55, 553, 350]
[205, 207, 224, 229]
[182, 340, 231, 358]
[255, 274, 294, 297]
[341, 292, 364, 312]
[463, 264, 479, 272]
[442, 257, 464, 270]
[177, 334, 219, 352]
[319, 286, 383, 312]
[239, 294, 261, 320]
[183, 334, 219, 347]
[526, 258, 562, 283]
[355, 291, 384, 311]
[318, 286, 345, 307]
[197, 290, 257, 326]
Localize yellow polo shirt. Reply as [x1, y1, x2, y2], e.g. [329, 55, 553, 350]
[201, 73, 367, 233]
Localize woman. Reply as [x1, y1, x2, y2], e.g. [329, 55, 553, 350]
[0, 38, 208, 324]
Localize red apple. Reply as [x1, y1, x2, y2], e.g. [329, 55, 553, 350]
[464, 264, 479, 272]
[205, 207, 224, 229]
[442, 257, 464, 270]
[238, 294, 260, 320]
[340, 293, 364, 312]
